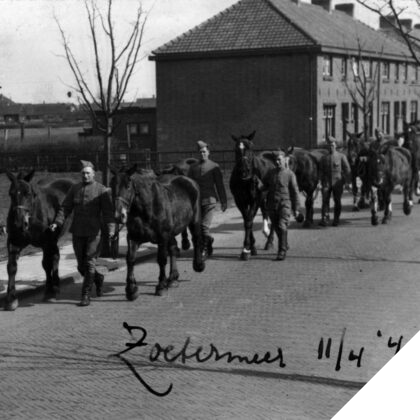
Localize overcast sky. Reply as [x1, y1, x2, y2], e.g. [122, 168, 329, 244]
[0, 0, 418, 104]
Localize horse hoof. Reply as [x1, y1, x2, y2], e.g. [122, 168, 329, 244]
[240, 252, 250, 261]
[4, 298, 18, 311]
[250, 247, 257, 256]
[264, 242, 273, 251]
[352, 206, 360, 212]
[381, 218, 389, 225]
[303, 220, 312, 228]
[169, 280, 180, 289]
[193, 261, 205, 272]
[126, 287, 139, 301]
[155, 287, 168, 297]
[371, 217, 379, 226]
[403, 202, 412, 215]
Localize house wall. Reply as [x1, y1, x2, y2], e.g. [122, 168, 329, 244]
[156, 54, 316, 151]
[316, 55, 420, 145]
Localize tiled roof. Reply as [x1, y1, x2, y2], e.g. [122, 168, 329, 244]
[151, 0, 413, 60]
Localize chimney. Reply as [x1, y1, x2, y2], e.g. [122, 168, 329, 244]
[291, 0, 302, 5]
[312, 0, 332, 13]
[379, 15, 397, 30]
[335, 3, 354, 18]
[415, 23, 420, 30]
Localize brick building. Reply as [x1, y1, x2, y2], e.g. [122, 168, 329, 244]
[150, 0, 420, 151]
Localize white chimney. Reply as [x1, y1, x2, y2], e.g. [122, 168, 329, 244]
[312, 0, 333, 13]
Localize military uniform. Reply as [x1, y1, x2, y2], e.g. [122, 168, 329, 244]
[263, 166, 300, 260]
[319, 150, 351, 226]
[188, 158, 227, 256]
[54, 179, 114, 304]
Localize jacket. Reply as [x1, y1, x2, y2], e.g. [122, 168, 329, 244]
[319, 151, 351, 186]
[264, 167, 300, 212]
[55, 181, 114, 237]
[188, 159, 227, 206]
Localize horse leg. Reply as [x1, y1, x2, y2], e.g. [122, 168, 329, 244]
[261, 202, 274, 250]
[332, 184, 343, 227]
[155, 240, 169, 296]
[181, 229, 191, 251]
[42, 242, 60, 302]
[303, 192, 314, 228]
[319, 186, 330, 226]
[351, 173, 360, 212]
[239, 206, 253, 260]
[382, 191, 392, 224]
[167, 237, 180, 289]
[369, 186, 379, 225]
[4, 242, 21, 311]
[403, 178, 414, 215]
[125, 238, 140, 301]
[189, 221, 205, 273]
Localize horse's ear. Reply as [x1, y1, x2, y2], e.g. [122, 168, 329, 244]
[127, 164, 138, 177]
[248, 130, 256, 140]
[231, 134, 238, 142]
[287, 146, 294, 155]
[23, 169, 35, 183]
[6, 171, 16, 183]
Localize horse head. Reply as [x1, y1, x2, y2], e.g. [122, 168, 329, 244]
[110, 164, 140, 225]
[365, 149, 386, 187]
[231, 130, 256, 180]
[345, 131, 365, 168]
[6, 170, 37, 233]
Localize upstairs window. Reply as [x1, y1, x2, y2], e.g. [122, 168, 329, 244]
[410, 100, 418, 122]
[127, 123, 139, 135]
[322, 56, 333, 78]
[340, 57, 347, 80]
[403, 62, 408, 82]
[139, 122, 150, 135]
[395, 62, 400, 82]
[382, 61, 390, 81]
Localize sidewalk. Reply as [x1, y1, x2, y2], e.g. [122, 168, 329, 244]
[0, 205, 234, 303]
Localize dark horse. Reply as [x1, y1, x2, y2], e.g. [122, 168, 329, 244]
[286, 147, 326, 227]
[230, 131, 275, 260]
[4, 170, 74, 311]
[111, 166, 205, 299]
[363, 145, 413, 225]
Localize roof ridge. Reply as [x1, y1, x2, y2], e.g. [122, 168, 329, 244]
[152, 0, 244, 54]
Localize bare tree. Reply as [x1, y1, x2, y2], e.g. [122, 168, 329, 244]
[357, 0, 420, 65]
[56, 0, 148, 186]
[341, 40, 382, 141]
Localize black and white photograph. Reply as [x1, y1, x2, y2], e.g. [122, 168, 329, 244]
[1, 0, 420, 418]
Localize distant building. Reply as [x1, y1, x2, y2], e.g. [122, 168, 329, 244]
[150, 0, 420, 151]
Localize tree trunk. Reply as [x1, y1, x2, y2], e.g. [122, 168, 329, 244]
[103, 116, 113, 187]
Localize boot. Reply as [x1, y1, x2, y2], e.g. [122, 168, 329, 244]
[332, 207, 341, 227]
[79, 273, 94, 307]
[206, 236, 214, 257]
[94, 271, 104, 297]
[276, 229, 288, 261]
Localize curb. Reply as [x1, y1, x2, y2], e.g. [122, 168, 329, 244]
[0, 247, 157, 307]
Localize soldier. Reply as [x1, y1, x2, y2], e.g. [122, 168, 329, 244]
[319, 137, 351, 227]
[49, 160, 115, 306]
[261, 150, 301, 261]
[188, 140, 227, 258]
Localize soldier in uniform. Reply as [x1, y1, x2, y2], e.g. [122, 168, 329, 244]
[319, 137, 352, 227]
[188, 141, 227, 258]
[49, 160, 115, 306]
[261, 150, 301, 261]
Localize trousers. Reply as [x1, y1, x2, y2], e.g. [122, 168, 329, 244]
[72, 234, 101, 277]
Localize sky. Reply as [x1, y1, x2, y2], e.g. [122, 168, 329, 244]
[0, 0, 419, 104]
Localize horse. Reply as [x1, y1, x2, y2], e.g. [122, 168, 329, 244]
[363, 145, 413, 225]
[229, 131, 275, 260]
[111, 165, 205, 299]
[3, 170, 75, 311]
[402, 120, 420, 200]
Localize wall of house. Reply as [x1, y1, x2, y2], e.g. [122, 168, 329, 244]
[316, 55, 420, 145]
[156, 53, 316, 151]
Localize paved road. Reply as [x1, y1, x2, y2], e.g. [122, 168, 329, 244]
[1, 191, 420, 419]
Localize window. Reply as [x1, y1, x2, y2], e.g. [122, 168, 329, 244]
[351, 103, 359, 133]
[395, 63, 400, 82]
[323, 104, 336, 140]
[139, 122, 150, 135]
[410, 101, 418, 122]
[382, 62, 390, 81]
[322, 55, 333, 78]
[362, 59, 372, 79]
[402, 101, 407, 122]
[351, 57, 359, 77]
[403, 63, 408, 82]
[381, 102, 390, 134]
[341, 58, 347, 80]
[127, 123, 139, 135]
[394, 101, 400, 133]
[341, 103, 349, 141]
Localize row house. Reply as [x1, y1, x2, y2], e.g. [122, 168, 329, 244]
[150, 0, 420, 151]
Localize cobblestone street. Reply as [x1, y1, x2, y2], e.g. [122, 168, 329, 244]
[1, 191, 420, 419]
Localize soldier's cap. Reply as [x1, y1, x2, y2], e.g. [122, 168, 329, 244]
[197, 140, 208, 150]
[80, 160, 95, 170]
[327, 136, 337, 144]
[272, 149, 285, 158]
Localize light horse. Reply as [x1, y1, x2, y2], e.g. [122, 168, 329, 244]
[229, 131, 275, 260]
[111, 166, 205, 299]
[4, 170, 74, 310]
